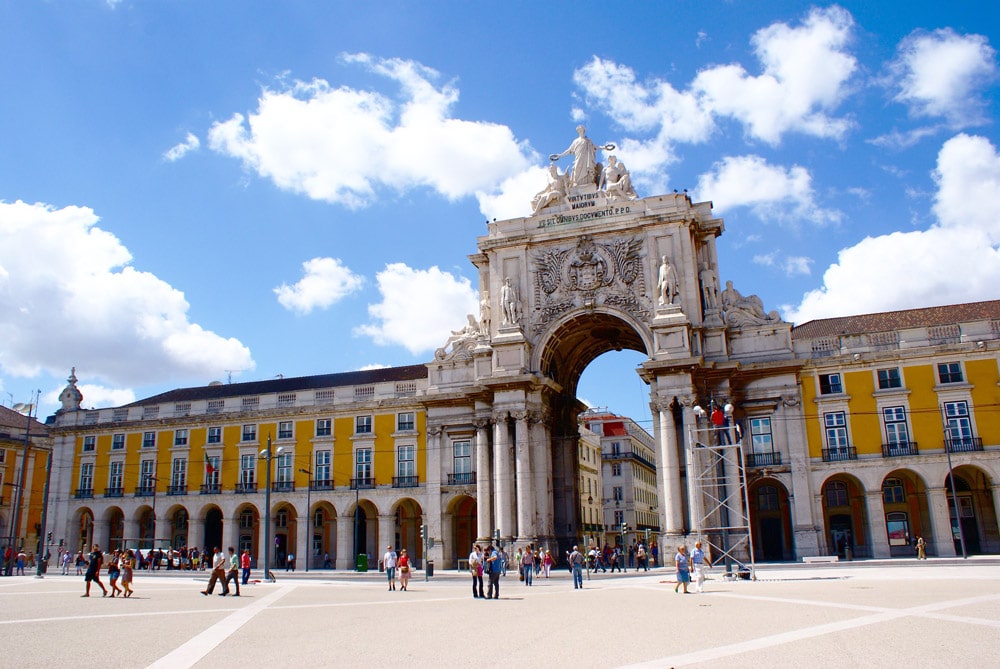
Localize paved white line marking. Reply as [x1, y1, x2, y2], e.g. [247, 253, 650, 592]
[145, 585, 295, 669]
[620, 592, 1000, 668]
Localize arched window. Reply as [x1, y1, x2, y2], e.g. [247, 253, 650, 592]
[886, 511, 909, 546]
[757, 485, 779, 511]
[825, 480, 849, 507]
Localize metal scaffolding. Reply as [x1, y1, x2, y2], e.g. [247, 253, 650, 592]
[686, 406, 756, 580]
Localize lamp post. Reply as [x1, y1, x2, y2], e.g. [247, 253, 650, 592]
[299, 467, 312, 572]
[354, 485, 360, 572]
[259, 436, 283, 583]
[10, 393, 38, 558]
[944, 442, 969, 559]
[34, 446, 53, 578]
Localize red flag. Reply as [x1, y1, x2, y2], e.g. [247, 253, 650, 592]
[205, 456, 216, 474]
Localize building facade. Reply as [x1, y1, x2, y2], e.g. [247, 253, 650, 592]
[0, 404, 51, 563]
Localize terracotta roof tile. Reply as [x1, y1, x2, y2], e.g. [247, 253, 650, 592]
[792, 300, 1000, 339]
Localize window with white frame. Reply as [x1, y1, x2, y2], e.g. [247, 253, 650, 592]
[883, 407, 910, 448]
[79, 462, 94, 491]
[757, 485, 779, 511]
[174, 429, 188, 446]
[171, 458, 187, 488]
[824, 412, 849, 452]
[886, 511, 910, 546]
[205, 455, 221, 485]
[315, 450, 331, 483]
[315, 418, 332, 437]
[355, 415, 372, 434]
[239, 509, 254, 529]
[276, 452, 293, 484]
[611, 441, 622, 457]
[883, 477, 905, 504]
[613, 510, 624, 526]
[112, 433, 125, 450]
[825, 480, 849, 507]
[750, 417, 774, 453]
[819, 373, 843, 395]
[241, 424, 257, 442]
[943, 401, 972, 444]
[611, 462, 622, 476]
[140, 460, 155, 491]
[108, 460, 124, 491]
[877, 367, 902, 390]
[397, 412, 415, 431]
[278, 421, 293, 439]
[453, 440, 471, 475]
[355, 447, 372, 480]
[142, 431, 156, 449]
[83, 436, 96, 452]
[397, 445, 415, 478]
[276, 509, 288, 528]
[937, 362, 963, 384]
[613, 486, 623, 502]
[240, 454, 256, 485]
[207, 427, 222, 444]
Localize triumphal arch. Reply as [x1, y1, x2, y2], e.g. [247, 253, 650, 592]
[426, 127, 813, 555]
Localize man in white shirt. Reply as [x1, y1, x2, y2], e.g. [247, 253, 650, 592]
[201, 547, 230, 596]
[382, 545, 397, 591]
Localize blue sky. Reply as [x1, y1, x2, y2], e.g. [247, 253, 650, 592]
[1, 1, 998, 432]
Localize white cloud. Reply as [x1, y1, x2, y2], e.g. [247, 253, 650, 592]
[785, 134, 1000, 323]
[274, 257, 364, 315]
[208, 54, 532, 213]
[70, 384, 136, 410]
[163, 132, 201, 162]
[783, 255, 812, 276]
[692, 5, 856, 144]
[357, 363, 390, 371]
[696, 154, 840, 225]
[0, 200, 255, 386]
[889, 29, 997, 127]
[354, 263, 478, 355]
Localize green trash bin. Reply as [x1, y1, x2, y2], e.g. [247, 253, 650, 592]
[356, 554, 368, 572]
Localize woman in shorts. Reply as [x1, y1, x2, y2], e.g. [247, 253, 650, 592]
[397, 549, 412, 591]
[120, 549, 135, 598]
[107, 550, 123, 597]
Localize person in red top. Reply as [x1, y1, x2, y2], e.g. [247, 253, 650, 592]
[240, 549, 252, 585]
[396, 549, 412, 591]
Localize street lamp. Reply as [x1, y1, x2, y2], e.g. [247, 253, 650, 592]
[299, 467, 312, 572]
[34, 446, 53, 579]
[10, 393, 38, 563]
[259, 437, 283, 583]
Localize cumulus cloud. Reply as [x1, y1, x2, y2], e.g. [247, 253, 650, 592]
[696, 155, 840, 225]
[0, 200, 255, 387]
[784, 134, 1000, 323]
[889, 29, 997, 127]
[274, 257, 364, 314]
[208, 54, 533, 213]
[354, 263, 478, 355]
[163, 132, 201, 162]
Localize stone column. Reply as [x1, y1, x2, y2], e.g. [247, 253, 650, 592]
[335, 511, 353, 570]
[123, 518, 139, 551]
[189, 516, 204, 550]
[659, 404, 685, 535]
[927, 486, 958, 557]
[683, 415, 701, 535]
[865, 491, 891, 558]
[424, 426, 444, 566]
[513, 411, 534, 540]
[530, 411, 553, 539]
[296, 503, 309, 570]
[493, 413, 514, 541]
[475, 419, 493, 541]
[379, 514, 396, 561]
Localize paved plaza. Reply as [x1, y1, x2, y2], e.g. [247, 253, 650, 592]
[1, 558, 999, 668]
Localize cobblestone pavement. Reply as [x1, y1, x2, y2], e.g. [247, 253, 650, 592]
[2, 558, 998, 668]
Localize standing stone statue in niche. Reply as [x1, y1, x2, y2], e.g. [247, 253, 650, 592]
[531, 164, 569, 214]
[549, 125, 615, 188]
[720, 280, 781, 327]
[501, 276, 522, 326]
[599, 155, 637, 200]
[657, 255, 679, 306]
[479, 290, 492, 335]
[700, 267, 719, 311]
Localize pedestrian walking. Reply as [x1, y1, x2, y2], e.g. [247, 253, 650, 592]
[240, 549, 252, 584]
[397, 548, 411, 591]
[542, 549, 553, 578]
[15, 550, 26, 575]
[674, 544, 691, 594]
[107, 550, 123, 597]
[286, 552, 295, 571]
[485, 544, 501, 599]
[224, 547, 241, 596]
[569, 545, 584, 589]
[691, 541, 708, 593]
[200, 547, 229, 596]
[82, 544, 108, 597]
[469, 544, 485, 598]
[61, 550, 72, 575]
[916, 536, 927, 560]
[383, 545, 397, 591]
[520, 546, 534, 586]
[121, 549, 135, 598]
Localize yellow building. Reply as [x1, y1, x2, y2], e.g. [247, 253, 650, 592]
[1, 404, 51, 566]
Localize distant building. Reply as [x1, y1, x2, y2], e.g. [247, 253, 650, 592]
[0, 404, 51, 560]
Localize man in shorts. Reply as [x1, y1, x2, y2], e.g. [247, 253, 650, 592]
[82, 544, 108, 597]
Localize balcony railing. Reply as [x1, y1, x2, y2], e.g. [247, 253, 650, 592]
[271, 481, 295, 493]
[821, 447, 857, 462]
[882, 441, 919, 458]
[447, 472, 477, 485]
[310, 479, 334, 491]
[392, 475, 419, 488]
[134, 486, 156, 497]
[200, 483, 222, 495]
[350, 477, 375, 490]
[166, 484, 187, 496]
[746, 451, 782, 468]
[74, 488, 94, 499]
[945, 437, 984, 453]
[234, 482, 257, 494]
[104, 486, 124, 498]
